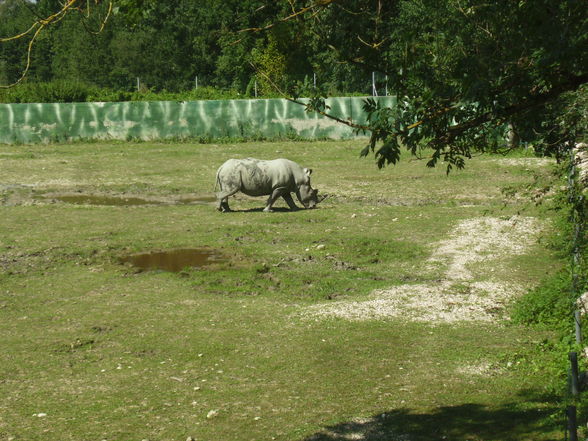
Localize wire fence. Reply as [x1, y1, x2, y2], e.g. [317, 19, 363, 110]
[566, 141, 587, 441]
[135, 72, 391, 98]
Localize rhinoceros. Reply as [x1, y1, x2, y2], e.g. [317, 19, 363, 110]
[214, 158, 322, 212]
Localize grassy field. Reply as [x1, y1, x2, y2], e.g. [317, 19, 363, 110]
[0, 139, 564, 441]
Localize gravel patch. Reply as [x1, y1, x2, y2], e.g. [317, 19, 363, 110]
[455, 361, 502, 376]
[302, 216, 544, 324]
[490, 157, 554, 167]
[429, 216, 542, 281]
[304, 280, 523, 323]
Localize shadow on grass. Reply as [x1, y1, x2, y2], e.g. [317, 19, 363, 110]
[223, 207, 307, 213]
[303, 393, 560, 441]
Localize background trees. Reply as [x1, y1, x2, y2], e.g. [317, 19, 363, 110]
[0, 0, 586, 163]
[0, 0, 370, 95]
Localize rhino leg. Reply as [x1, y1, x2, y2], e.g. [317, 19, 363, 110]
[282, 193, 299, 210]
[219, 199, 231, 212]
[263, 187, 288, 212]
[216, 187, 239, 212]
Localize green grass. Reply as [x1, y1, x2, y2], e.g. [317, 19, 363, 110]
[0, 140, 564, 440]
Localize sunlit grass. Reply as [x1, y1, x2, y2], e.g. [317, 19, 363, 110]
[0, 140, 562, 440]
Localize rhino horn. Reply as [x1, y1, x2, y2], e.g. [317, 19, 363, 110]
[318, 194, 328, 203]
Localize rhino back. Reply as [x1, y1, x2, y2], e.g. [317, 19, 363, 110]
[217, 158, 302, 196]
[267, 159, 308, 186]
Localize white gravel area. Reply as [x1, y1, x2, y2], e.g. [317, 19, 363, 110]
[302, 216, 545, 324]
[429, 216, 542, 281]
[490, 157, 554, 167]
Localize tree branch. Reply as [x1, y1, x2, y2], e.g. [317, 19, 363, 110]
[0, 0, 112, 88]
[443, 74, 588, 142]
[79, 0, 113, 35]
[233, 0, 337, 44]
[250, 62, 370, 131]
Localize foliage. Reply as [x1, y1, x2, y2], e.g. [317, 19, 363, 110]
[121, 86, 246, 102]
[289, 0, 588, 169]
[0, 0, 373, 98]
[0, 0, 363, 95]
[511, 153, 588, 322]
[0, 80, 98, 103]
[508, 156, 588, 434]
[251, 34, 287, 96]
[511, 270, 575, 331]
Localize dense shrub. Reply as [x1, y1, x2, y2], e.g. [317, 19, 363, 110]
[0, 80, 98, 103]
[126, 86, 245, 102]
[0, 81, 322, 103]
[511, 163, 587, 342]
[511, 270, 575, 330]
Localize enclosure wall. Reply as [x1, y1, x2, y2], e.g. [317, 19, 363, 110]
[0, 97, 396, 144]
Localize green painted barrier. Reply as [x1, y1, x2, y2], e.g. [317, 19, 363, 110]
[0, 96, 396, 144]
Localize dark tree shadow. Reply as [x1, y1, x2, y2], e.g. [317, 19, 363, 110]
[302, 392, 560, 441]
[223, 207, 305, 213]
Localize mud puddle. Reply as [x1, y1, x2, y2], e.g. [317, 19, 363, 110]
[120, 248, 226, 272]
[33, 193, 216, 206]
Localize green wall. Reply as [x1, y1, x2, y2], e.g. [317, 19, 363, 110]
[0, 96, 396, 144]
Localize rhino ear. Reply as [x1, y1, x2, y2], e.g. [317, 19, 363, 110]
[304, 168, 313, 176]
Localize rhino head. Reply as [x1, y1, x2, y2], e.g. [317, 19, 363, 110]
[298, 168, 326, 209]
[300, 187, 319, 209]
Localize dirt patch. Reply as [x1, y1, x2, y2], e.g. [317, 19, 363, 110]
[302, 216, 544, 324]
[39, 194, 161, 206]
[2, 190, 217, 207]
[304, 280, 523, 323]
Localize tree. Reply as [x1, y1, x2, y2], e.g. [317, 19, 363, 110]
[0, 0, 38, 84]
[243, 0, 588, 169]
[1, 0, 585, 167]
[0, 0, 114, 87]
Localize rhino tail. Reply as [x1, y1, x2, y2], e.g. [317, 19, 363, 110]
[214, 168, 222, 193]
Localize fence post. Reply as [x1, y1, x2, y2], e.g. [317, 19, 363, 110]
[569, 352, 580, 396]
[136, 77, 140, 92]
[567, 405, 578, 441]
[575, 310, 582, 344]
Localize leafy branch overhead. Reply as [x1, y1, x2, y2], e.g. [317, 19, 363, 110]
[0, 0, 113, 88]
[244, 0, 588, 170]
